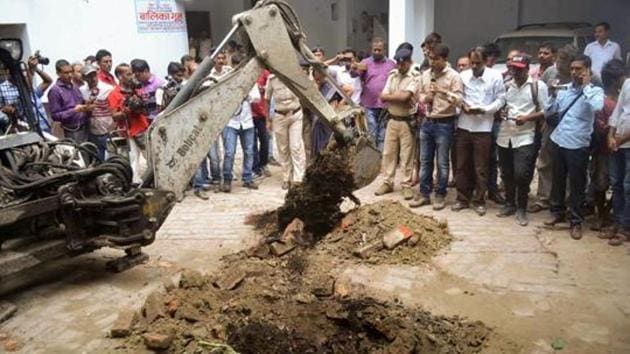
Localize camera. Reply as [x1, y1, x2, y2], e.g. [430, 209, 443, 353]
[121, 86, 147, 114]
[33, 50, 49, 66]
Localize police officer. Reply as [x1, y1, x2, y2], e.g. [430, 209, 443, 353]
[374, 48, 419, 199]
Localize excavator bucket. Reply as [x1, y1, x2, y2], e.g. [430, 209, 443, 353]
[349, 134, 382, 189]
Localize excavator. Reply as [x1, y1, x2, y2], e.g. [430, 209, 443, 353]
[0, 0, 381, 302]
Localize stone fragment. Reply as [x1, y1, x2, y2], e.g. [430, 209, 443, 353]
[269, 240, 296, 257]
[142, 291, 165, 323]
[166, 298, 179, 316]
[245, 243, 270, 258]
[179, 269, 206, 289]
[143, 332, 173, 351]
[311, 275, 335, 297]
[352, 240, 384, 259]
[282, 218, 305, 241]
[175, 304, 203, 323]
[214, 268, 247, 290]
[408, 234, 421, 247]
[0, 302, 17, 324]
[110, 309, 138, 338]
[382, 226, 414, 250]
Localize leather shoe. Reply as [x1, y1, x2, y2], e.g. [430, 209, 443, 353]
[570, 224, 583, 240]
[451, 201, 469, 212]
[497, 205, 516, 218]
[194, 190, 209, 200]
[488, 191, 506, 205]
[544, 215, 565, 227]
[474, 204, 487, 216]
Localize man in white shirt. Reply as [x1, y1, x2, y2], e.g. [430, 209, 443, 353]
[584, 22, 622, 78]
[79, 64, 114, 161]
[607, 78, 630, 245]
[453, 47, 506, 216]
[221, 53, 260, 193]
[496, 55, 548, 226]
[327, 49, 362, 105]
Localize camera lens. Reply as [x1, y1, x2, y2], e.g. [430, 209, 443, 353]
[38, 57, 50, 65]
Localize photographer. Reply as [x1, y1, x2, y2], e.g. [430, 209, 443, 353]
[108, 63, 149, 183]
[0, 54, 53, 133]
[130, 58, 163, 122]
[156, 62, 185, 112]
[48, 59, 90, 142]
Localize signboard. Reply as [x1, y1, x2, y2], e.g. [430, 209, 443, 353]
[135, 0, 186, 33]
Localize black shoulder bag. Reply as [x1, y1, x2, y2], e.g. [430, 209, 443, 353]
[545, 90, 583, 128]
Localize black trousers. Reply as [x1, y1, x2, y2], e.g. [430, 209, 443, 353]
[498, 142, 537, 210]
[252, 116, 269, 173]
[550, 142, 589, 225]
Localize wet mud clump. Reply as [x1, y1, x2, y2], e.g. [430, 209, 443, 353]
[277, 147, 357, 240]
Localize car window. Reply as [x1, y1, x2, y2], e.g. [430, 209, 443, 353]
[495, 36, 574, 63]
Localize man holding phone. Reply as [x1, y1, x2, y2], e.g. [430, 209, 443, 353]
[544, 54, 604, 240]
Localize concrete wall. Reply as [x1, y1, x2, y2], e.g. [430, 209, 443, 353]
[435, 0, 630, 63]
[0, 0, 189, 80]
[286, 0, 348, 55]
[183, 0, 249, 46]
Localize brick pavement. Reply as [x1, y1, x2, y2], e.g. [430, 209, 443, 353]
[2, 163, 629, 353]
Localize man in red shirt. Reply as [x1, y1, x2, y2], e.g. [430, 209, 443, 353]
[252, 70, 271, 178]
[96, 49, 117, 86]
[108, 63, 149, 183]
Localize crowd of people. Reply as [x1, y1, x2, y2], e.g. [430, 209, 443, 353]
[0, 22, 628, 246]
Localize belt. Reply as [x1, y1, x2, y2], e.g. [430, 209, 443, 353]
[275, 107, 301, 116]
[424, 115, 456, 124]
[388, 114, 413, 121]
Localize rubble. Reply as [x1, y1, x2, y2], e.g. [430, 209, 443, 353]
[214, 267, 247, 290]
[110, 309, 138, 338]
[269, 239, 296, 256]
[143, 332, 173, 350]
[383, 225, 414, 250]
[142, 291, 165, 323]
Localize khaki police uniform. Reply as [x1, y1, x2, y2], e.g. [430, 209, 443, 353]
[380, 68, 419, 187]
[265, 75, 306, 183]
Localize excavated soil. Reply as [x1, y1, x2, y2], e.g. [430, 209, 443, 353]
[114, 146, 505, 353]
[118, 252, 496, 353]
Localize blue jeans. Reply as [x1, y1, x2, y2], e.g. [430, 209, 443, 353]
[609, 148, 630, 228]
[419, 119, 454, 197]
[193, 141, 221, 190]
[223, 126, 255, 184]
[366, 108, 386, 151]
[89, 133, 108, 161]
[488, 119, 501, 193]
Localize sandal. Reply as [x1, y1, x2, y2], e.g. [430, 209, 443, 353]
[527, 204, 547, 213]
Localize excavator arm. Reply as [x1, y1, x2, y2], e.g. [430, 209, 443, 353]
[147, 0, 381, 200]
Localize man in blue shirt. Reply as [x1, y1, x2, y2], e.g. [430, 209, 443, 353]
[544, 54, 604, 240]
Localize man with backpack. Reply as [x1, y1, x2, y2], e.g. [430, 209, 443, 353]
[496, 54, 548, 226]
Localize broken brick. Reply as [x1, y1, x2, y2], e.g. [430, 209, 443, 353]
[269, 240, 296, 257]
[245, 243, 270, 258]
[214, 268, 247, 290]
[110, 309, 138, 338]
[408, 234, 421, 247]
[382, 226, 414, 250]
[341, 213, 357, 229]
[166, 299, 179, 317]
[2, 339, 19, 352]
[143, 332, 173, 351]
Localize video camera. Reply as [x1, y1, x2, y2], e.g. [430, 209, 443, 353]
[33, 50, 49, 66]
[121, 80, 147, 114]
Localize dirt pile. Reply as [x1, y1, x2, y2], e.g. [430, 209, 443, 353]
[116, 253, 494, 353]
[277, 147, 358, 240]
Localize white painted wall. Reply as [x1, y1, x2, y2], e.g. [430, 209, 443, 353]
[183, 0, 250, 46]
[0, 0, 189, 80]
[287, 0, 348, 55]
[388, 0, 434, 63]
